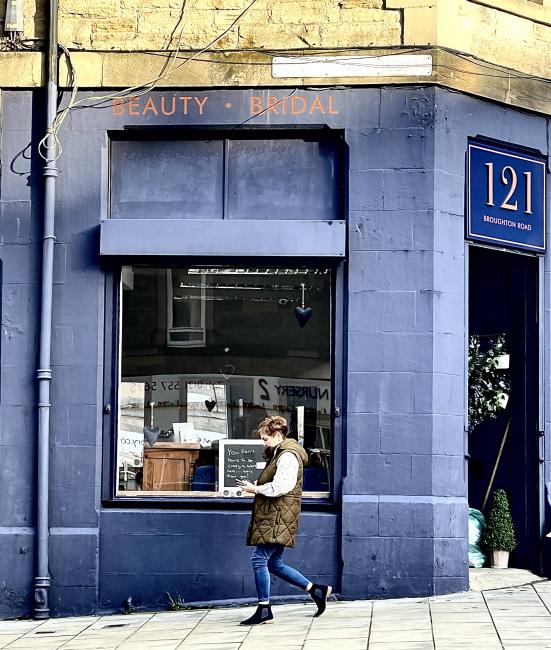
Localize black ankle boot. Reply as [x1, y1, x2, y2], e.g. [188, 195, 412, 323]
[240, 604, 274, 626]
[308, 584, 332, 617]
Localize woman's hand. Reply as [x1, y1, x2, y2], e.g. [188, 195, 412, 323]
[236, 479, 257, 494]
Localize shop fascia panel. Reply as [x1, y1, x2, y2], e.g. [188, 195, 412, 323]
[99, 219, 346, 257]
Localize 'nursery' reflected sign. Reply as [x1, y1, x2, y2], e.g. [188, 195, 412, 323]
[467, 140, 547, 253]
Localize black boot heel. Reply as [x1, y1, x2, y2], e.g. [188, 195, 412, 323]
[240, 604, 274, 626]
[308, 584, 332, 617]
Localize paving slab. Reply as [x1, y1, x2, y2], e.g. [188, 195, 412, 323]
[5, 580, 551, 648]
[470, 568, 546, 591]
[368, 645, 434, 650]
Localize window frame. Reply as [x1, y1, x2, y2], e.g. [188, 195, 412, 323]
[166, 268, 207, 348]
[108, 129, 345, 223]
[101, 258, 345, 509]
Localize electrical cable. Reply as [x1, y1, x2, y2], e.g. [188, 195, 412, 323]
[61, 47, 551, 119]
[38, 0, 262, 160]
[38, 4, 550, 159]
[88, 43, 550, 84]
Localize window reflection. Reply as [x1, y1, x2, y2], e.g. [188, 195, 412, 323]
[117, 266, 332, 497]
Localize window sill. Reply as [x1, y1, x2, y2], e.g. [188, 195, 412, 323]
[117, 491, 330, 497]
[103, 494, 337, 511]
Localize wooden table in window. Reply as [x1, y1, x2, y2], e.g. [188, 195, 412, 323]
[143, 442, 201, 491]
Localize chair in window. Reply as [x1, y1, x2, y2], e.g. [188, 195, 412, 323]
[303, 467, 329, 492]
[191, 464, 216, 491]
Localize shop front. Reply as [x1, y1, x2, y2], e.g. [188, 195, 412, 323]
[1, 84, 549, 617]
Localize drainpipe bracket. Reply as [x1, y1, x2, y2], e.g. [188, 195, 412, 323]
[33, 575, 50, 619]
[36, 368, 52, 380]
[43, 166, 59, 178]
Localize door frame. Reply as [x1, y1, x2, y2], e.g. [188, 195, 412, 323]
[465, 242, 544, 571]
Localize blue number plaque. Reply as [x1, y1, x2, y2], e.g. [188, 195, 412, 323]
[466, 140, 546, 253]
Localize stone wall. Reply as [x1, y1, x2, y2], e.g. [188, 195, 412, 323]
[0, 0, 548, 79]
[0, 0, 549, 113]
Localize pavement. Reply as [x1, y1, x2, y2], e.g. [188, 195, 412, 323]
[468, 567, 546, 591]
[2, 579, 551, 650]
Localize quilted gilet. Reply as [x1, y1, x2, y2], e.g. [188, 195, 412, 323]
[246, 438, 308, 548]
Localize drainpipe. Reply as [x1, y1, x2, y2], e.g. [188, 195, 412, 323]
[34, 0, 58, 620]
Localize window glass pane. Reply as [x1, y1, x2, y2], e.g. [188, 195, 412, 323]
[226, 139, 341, 220]
[118, 265, 332, 497]
[110, 140, 224, 220]
[170, 269, 204, 329]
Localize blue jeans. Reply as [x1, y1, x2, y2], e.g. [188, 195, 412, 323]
[251, 544, 309, 602]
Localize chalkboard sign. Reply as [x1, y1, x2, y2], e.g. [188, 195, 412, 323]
[217, 439, 266, 495]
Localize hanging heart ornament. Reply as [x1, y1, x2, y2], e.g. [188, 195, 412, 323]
[205, 400, 216, 412]
[143, 426, 161, 447]
[294, 282, 313, 328]
[294, 306, 313, 327]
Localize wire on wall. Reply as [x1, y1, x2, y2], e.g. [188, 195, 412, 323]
[38, 0, 262, 160]
[38, 0, 550, 160]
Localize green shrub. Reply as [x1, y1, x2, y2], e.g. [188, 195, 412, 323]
[468, 335, 510, 429]
[481, 489, 516, 553]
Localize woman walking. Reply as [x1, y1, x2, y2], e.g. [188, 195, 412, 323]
[236, 415, 332, 626]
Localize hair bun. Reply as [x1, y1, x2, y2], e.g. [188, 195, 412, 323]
[257, 415, 288, 438]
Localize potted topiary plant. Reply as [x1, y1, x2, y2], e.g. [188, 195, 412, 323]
[481, 489, 516, 568]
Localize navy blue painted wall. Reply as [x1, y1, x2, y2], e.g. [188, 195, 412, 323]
[98, 510, 338, 611]
[0, 91, 42, 618]
[1, 85, 549, 618]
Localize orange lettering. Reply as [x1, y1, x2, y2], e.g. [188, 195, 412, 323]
[266, 96, 280, 114]
[179, 96, 192, 114]
[250, 96, 263, 115]
[113, 98, 125, 116]
[194, 96, 208, 115]
[309, 96, 325, 114]
[328, 95, 338, 114]
[142, 97, 158, 115]
[291, 96, 306, 115]
[161, 96, 176, 116]
[128, 97, 140, 116]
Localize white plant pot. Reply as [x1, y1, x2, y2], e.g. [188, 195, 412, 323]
[490, 550, 510, 568]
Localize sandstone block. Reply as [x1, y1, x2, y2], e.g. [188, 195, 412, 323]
[0, 52, 42, 87]
[59, 18, 93, 48]
[338, 7, 396, 23]
[386, 0, 435, 7]
[59, 0, 121, 19]
[60, 52, 103, 86]
[404, 7, 437, 44]
[338, 0, 384, 7]
[269, 1, 339, 24]
[214, 7, 266, 29]
[91, 18, 137, 34]
[319, 21, 401, 47]
[237, 23, 322, 49]
[192, 0, 254, 8]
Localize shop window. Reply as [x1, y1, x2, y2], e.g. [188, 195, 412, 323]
[117, 265, 333, 498]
